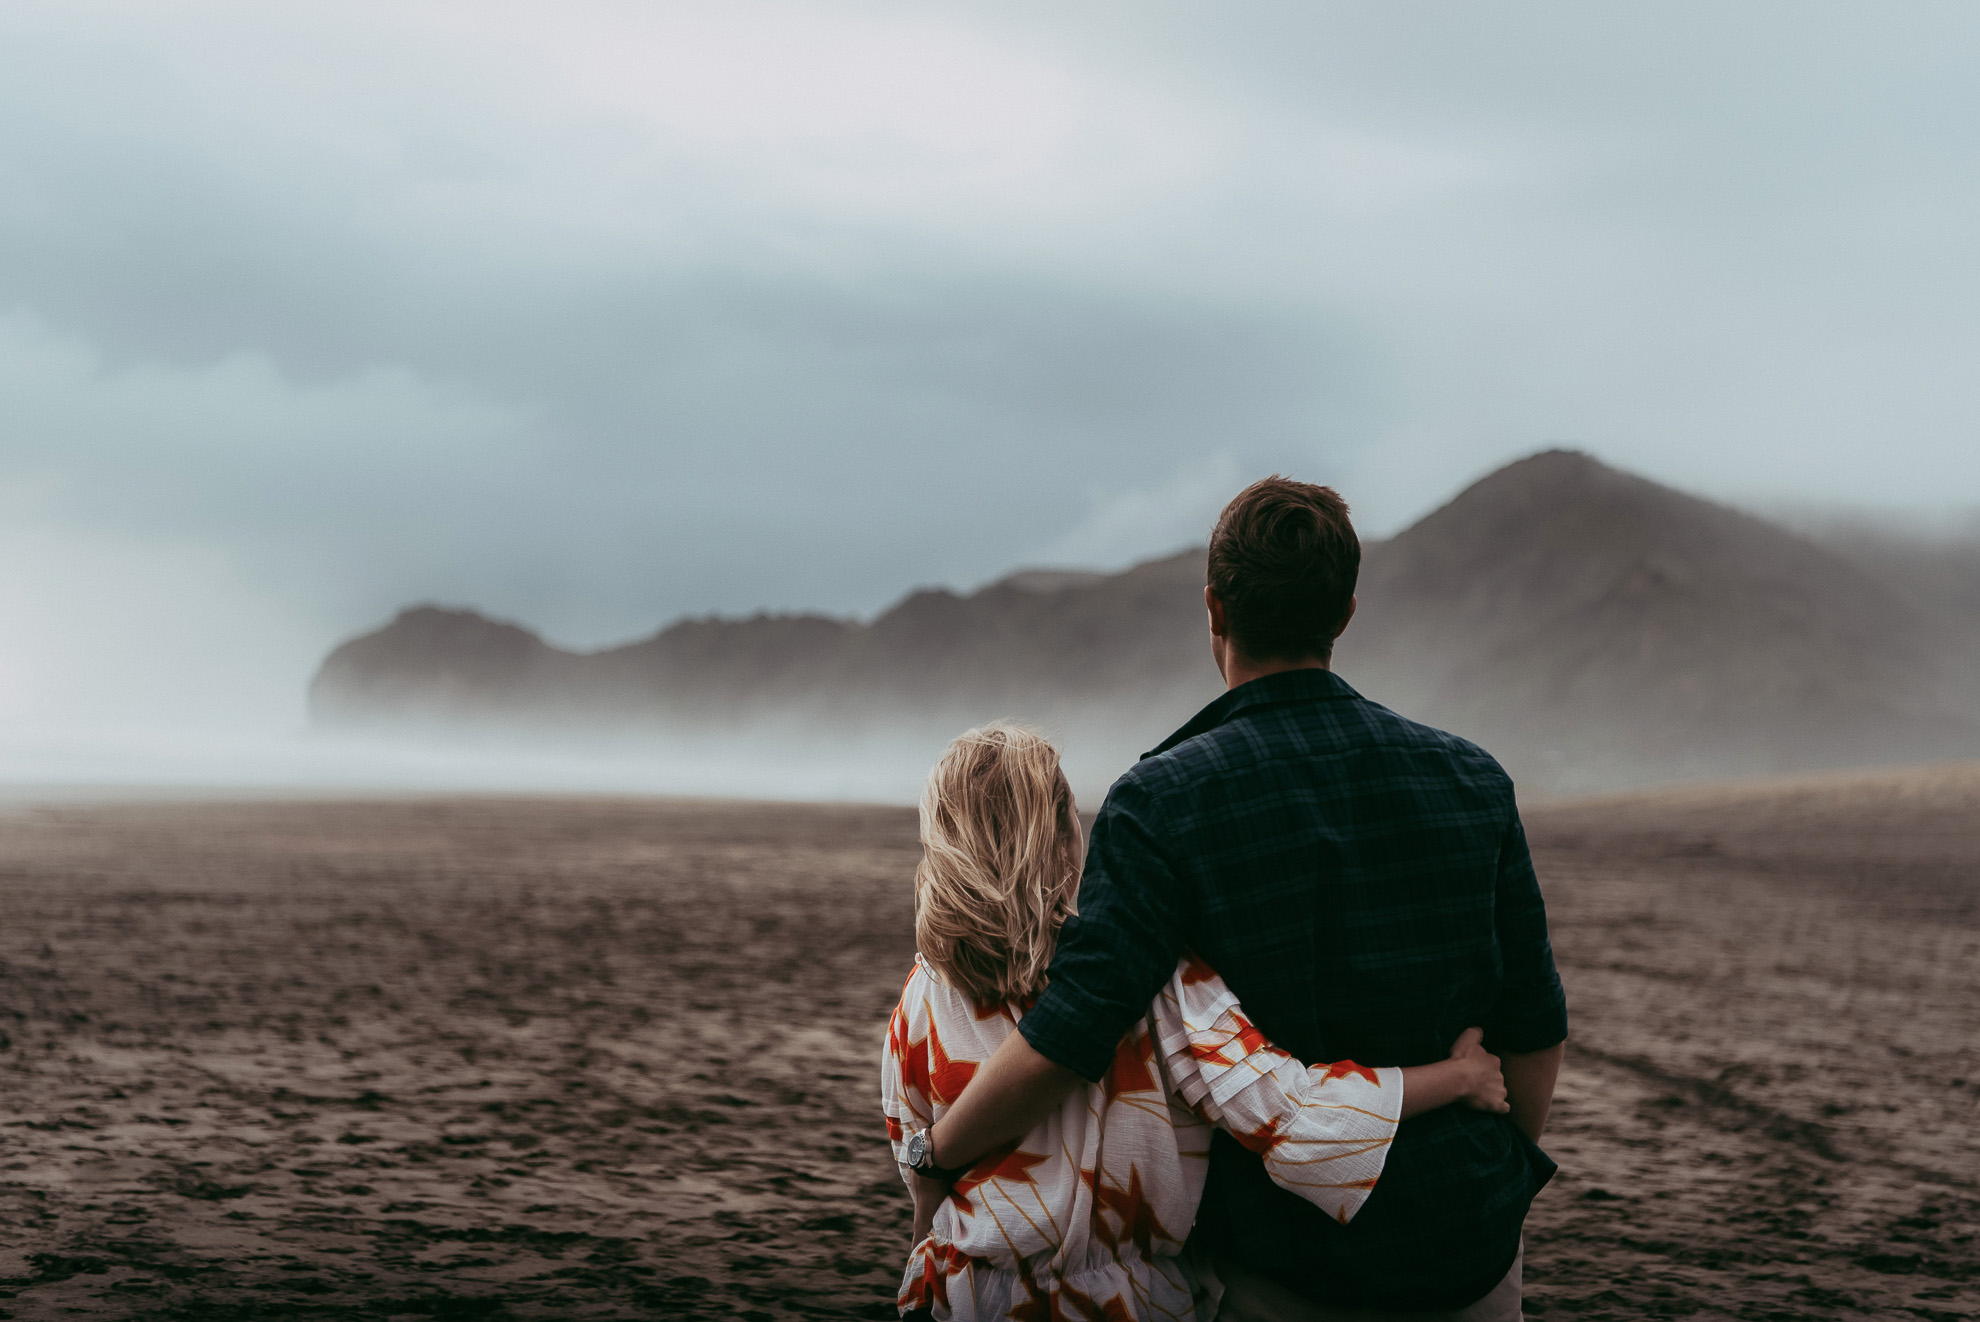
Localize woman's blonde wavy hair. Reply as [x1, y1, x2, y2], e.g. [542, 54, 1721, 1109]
[914, 724, 1082, 1006]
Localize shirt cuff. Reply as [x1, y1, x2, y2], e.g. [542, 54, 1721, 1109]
[1483, 987, 1569, 1055]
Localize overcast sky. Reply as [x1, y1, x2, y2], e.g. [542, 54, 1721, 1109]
[4, 1, 1980, 752]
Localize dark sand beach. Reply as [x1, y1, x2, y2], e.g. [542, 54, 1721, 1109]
[0, 771, 1975, 1319]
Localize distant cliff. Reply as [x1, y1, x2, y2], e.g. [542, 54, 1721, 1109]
[311, 450, 1980, 793]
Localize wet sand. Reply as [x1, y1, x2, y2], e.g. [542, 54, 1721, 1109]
[0, 769, 1975, 1319]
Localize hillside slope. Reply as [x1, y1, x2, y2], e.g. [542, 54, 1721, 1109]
[1339, 451, 1979, 788]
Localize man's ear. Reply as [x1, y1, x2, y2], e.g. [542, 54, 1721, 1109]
[1334, 594, 1357, 641]
[1205, 585, 1229, 639]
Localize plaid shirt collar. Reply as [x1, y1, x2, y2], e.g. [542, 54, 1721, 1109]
[1145, 666, 1363, 759]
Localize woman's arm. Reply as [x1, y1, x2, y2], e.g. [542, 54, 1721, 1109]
[1149, 959, 1504, 1225]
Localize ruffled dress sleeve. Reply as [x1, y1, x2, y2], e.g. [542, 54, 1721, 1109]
[1149, 955, 1404, 1226]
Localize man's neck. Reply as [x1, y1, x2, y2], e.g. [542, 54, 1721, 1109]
[1220, 650, 1331, 691]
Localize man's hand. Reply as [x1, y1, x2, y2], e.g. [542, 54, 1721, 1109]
[1448, 1027, 1508, 1115]
[908, 1172, 948, 1246]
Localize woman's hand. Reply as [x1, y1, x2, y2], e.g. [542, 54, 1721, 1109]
[1388, 1029, 1512, 1120]
[1447, 1027, 1508, 1114]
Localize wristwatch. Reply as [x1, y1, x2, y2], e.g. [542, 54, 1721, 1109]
[904, 1128, 970, 1184]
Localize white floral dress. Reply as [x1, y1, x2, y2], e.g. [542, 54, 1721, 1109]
[881, 953, 1405, 1321]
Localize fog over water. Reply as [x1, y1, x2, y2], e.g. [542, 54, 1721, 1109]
[4, 2, 1980, 798]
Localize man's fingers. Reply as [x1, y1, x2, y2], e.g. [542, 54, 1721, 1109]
[1451, 1026, 1485, 1056]
[907, 1171, 942, 1246]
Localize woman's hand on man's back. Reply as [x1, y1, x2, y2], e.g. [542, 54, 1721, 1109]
[1394, 1028, 1506, 1120]
[1448, 1027, 1509, 1115]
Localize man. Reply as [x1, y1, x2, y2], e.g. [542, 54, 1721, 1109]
[913, 477, 1567, 1320]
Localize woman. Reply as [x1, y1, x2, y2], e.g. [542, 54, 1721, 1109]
[881, 725, 1508, 1321]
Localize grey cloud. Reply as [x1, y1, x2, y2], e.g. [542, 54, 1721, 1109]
[0, 14, 1396, 650]
[3, 0, 1980, 676]
[3, 256, 1378, 645]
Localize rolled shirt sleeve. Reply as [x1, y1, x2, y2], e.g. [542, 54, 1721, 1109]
[1019, 778, 1189, 1082]
[1480, 811, 1569, 1055]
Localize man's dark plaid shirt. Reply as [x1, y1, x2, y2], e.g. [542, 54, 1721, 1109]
[1020, 668, 1568, 1311]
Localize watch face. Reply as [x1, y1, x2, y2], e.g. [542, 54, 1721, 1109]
[906, 1131, 928, 1167]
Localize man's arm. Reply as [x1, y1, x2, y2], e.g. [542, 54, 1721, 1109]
[926, 1030, 1083, 1168]
[910, 792, 1180, 1239]
[922, 781, 1186, 1167]
[1480, 806, 1569, 1127]
[1501, 1041, 1564, 1142]
[911, 1031, 1084, 1239]
[1478, 802, 1566, 1146]
[914, 1019, 1509, 1240]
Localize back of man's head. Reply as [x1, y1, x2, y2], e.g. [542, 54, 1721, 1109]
[1207, 476, 1360, 663]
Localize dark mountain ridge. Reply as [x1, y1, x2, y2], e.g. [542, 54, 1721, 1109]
[311, 451, 1980, 794]
[1340, 453, 1978, 788]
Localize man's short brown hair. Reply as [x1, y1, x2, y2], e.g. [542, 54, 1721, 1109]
[1207, 476, 1360, 661]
